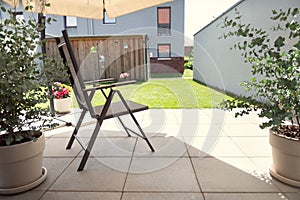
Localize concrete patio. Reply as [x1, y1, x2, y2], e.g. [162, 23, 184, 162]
[1, 109, 300, 200]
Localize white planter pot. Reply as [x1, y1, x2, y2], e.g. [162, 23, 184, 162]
[54, 97, 72, 113]
[0, 133, 47, 194]
[269, 129, 300, 187]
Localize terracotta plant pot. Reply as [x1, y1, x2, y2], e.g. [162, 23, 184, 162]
[54, 97, 72, 113]
[269, 129, 300, 187]
[0, 133, 47, 195]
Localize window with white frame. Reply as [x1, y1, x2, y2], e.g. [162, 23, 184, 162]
[65, 16, 77, 28]
[158, 44, 171, 58]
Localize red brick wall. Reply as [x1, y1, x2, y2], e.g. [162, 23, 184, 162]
[150, 57, 184, 74]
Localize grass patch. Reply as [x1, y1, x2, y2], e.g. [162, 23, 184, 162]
[42, 72, 232, 109]
[65, 77, 233, 109]
[182, 69, 193, 78]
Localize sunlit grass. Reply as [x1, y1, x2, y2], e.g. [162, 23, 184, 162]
[63, 78, 233, 109]
[42, 70, 233, 109]
[182, 69, 193, 78]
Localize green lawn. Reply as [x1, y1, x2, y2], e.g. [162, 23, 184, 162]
[67, 75, 232, 109]
[45, 70, 232, 110]
[182, 69, 193, 78]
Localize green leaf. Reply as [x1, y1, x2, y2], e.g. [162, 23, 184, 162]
[294, 41, 300, 50]
[15, 134, 23, 142]
[274, 36, 285, 50]
[292, 8, 300, 17]
[5, 136, 13, 146]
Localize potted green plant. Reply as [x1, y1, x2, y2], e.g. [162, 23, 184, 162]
[52, 82, 72, 114]
[220, 8, 300, 187]
[0, 4, 60, 194]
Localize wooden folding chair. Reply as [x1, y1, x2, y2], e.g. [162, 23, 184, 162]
[55, 30, 154, 171]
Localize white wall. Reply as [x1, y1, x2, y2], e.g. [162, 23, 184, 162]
[193, 0, 300, 96]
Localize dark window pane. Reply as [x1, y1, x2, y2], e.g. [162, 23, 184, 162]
[157, 7, 171, 36]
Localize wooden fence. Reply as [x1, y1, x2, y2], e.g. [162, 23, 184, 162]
[46, 34, 149, 82]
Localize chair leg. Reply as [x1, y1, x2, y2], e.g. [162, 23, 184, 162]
[117, 116, 131, 137]
[116, 91, 155, 152]
[66, 110, 87, 150]
[78, 90, 114, 171]
[100, 88, 131, 137]
[131, 113, 155, 152]
[78, 120, 102, 171]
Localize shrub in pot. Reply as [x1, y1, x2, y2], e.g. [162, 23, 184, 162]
[220, 8, 300, 187]
[0, 3, 61, 194]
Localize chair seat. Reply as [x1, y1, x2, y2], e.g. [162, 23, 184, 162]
[94, 100, 148, 119]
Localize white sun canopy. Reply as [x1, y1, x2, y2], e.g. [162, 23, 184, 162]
[3, 0, 173, 19]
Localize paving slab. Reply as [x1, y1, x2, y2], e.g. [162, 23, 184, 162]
[249, 157, 273, 173]
[142, 124, 181, 138]
[125, 157, 200, 192]
[204, 193, 290, 200]
[223, 123, 268, 137]
[142, 109, 178, 127]
[185, 137, 246, 158]
[192, 157, 280, 192]
[0, 159, 73, 200]
[246, 150, 300, 193]
[0, 191, 44, 200]
[44, 137, 82, 157]
[37, 158, 75, 191]
[44, 126, 74, 138]
[177, 123, 226, 137]
[122, 192, 204, 200]
[172, 109, 202, 125]
[230, 136, 272, 157]
[49, 158, 130, 191]
[80, 137, 137, 157]
[63, 123, 132, 138]
[283, 193, 300, 200]
[134, 136, 188, 157]
[41, 192, 121, 200]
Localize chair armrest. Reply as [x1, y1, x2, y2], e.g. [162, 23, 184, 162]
[82, 80, 137, 92]
[84, 78, 115, 85]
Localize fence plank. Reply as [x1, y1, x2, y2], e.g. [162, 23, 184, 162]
[46, 35, 148, 82]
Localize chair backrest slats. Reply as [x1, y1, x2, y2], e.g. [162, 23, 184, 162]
[55, 30, 96, 117]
